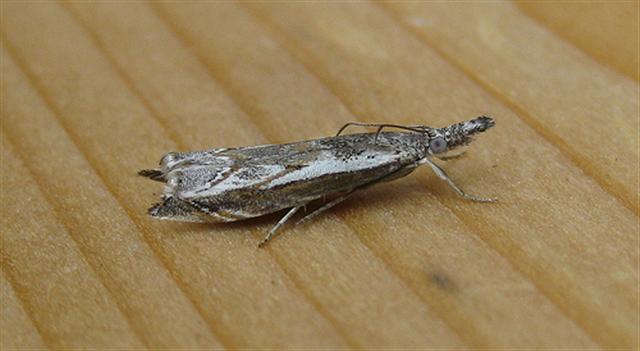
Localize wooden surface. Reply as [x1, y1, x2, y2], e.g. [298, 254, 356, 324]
[1, 1, 638, 349]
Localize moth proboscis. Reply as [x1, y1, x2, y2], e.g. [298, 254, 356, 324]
[139, 116, 497, 247]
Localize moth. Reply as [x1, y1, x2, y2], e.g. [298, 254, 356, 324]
[139, 116, 496, 247]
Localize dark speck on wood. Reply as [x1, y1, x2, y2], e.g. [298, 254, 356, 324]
[428, 271, 458, 293]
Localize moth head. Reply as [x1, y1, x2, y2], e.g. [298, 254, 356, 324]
[426, 116, 495, 155]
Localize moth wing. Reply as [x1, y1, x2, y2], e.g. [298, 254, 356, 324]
[147, 196, 211, 223]
[144, 142, 321, 221]
[186, 145, 418, 220]
[166, 153, 319, 200]
[145, 133, 423, 221]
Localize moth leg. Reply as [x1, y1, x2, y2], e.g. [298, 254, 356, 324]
[437, 151, 467, 162]
[296, 190, 357, 225]
[258, 206, 302, 248]
[298, 165, 419, 226]
[422, 158, 497, 203]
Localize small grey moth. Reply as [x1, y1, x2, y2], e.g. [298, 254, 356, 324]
[139, 116, 496, 247]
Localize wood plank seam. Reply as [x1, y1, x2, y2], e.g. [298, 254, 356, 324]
[235, 3, 611, 347]
[0, 36, 227, 350]
[374, 0, 638, 217]
[55, 3, 358, 347]
[1, 129, 148, 349]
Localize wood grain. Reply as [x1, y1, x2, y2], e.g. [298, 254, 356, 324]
[516, 0, 640, 81]
[1, 260, 47, 349]
[380, 0, 639, 215]
[1, 1, 637, 349]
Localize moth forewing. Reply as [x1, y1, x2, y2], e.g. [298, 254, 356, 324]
[157, 133, 425, 221]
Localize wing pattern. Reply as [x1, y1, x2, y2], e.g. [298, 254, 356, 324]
[142, 132, 427, 222]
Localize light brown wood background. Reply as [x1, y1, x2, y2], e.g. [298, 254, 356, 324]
[1, 1, 638, 349]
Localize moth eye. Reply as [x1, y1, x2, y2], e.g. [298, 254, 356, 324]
[429, 137, 447, 154]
